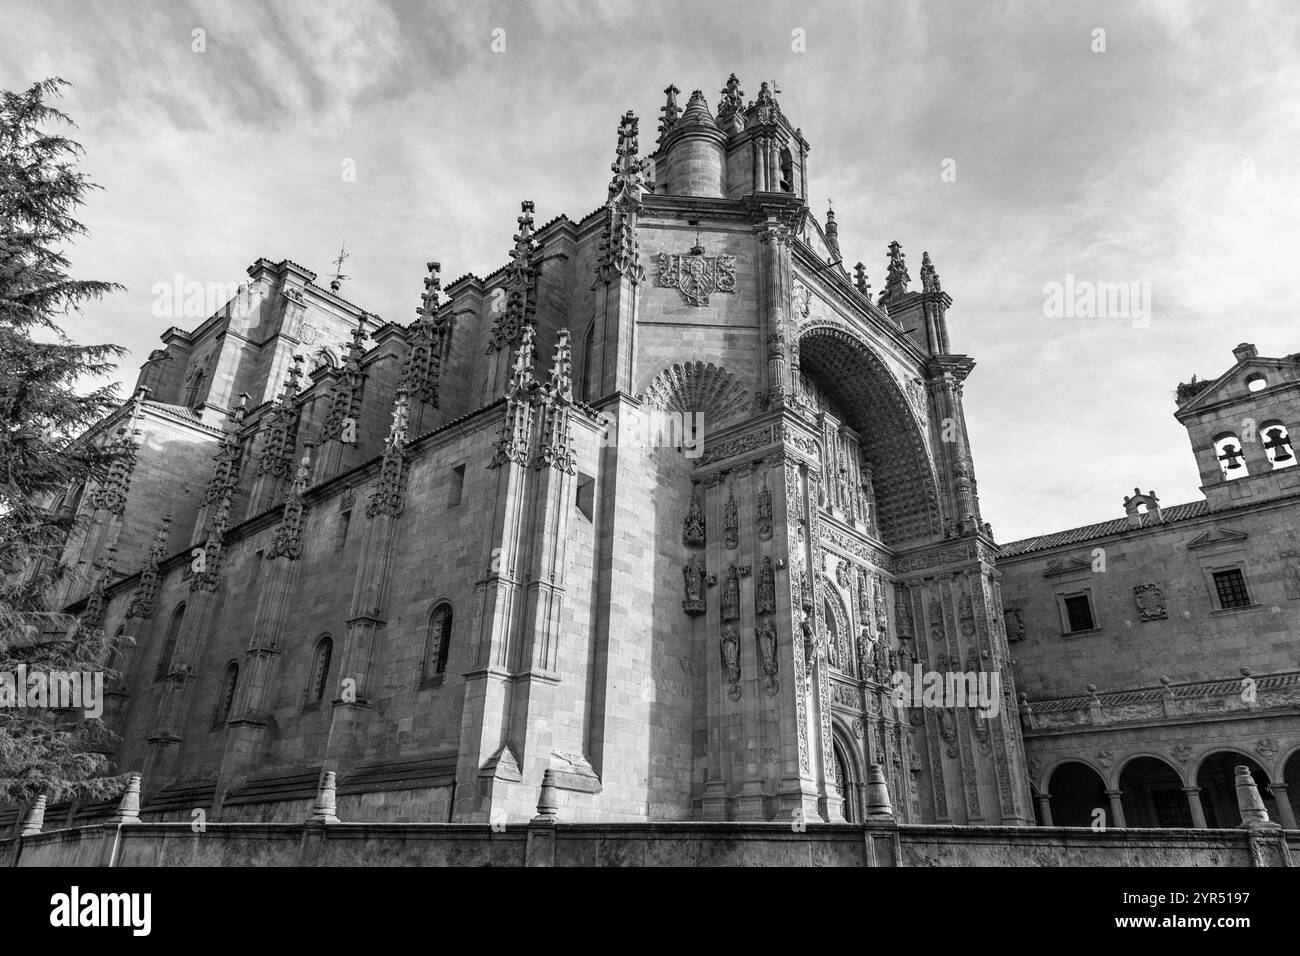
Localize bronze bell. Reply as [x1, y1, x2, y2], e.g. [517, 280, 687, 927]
[1267, 430, 1294, 462]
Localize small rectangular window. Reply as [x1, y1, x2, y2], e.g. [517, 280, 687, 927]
[1063, 594, 1095, 632]
[449, 463, 465, 508]
[1213, 569, 1251, 609]
[576, 472, 595, 521]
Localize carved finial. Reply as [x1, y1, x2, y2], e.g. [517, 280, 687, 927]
[824, 201, 841, 263]
[417, 260, 442, 320]
[607, 111, 652, 207]
[508, 324, 537, 397]
[854, 262, 871, 298]
[920, 250, 942, 294]
[21, 795, 47, 836]
[678, 90, 719, 130]
[718, 73, 745, 119]
[548, 329, 573, 403]
[533, 769, 559, 823]
[885, 240, 910, 300]
[658, 84, 682, 139]
[309, 771, 340, 824]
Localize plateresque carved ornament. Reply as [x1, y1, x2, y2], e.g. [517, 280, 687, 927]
[657, 249, 737, 307]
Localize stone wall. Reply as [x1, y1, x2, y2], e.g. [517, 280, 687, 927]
[4, 820, 1294, 868]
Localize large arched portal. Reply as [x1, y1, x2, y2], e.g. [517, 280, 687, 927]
[1119, 757, 1190, 828]
[1195, 752, 1277, 828]
[1047, 761, 1108, 827]
[796, 327, 941, 546]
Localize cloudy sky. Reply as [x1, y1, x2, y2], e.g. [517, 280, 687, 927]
[4, 0, 1298, 542]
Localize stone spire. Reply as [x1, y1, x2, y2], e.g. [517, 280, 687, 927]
[320, 318, 368, 444]
[367, 390, 411, 518]
[885, 240, 910, 301]
[267, 447, 312, 559]
[491, 325, 537, 468]
[657, 84, 681, 141]
[252, 355, 303, 480]
[595, 113, 651, 288]
[677, 90, 720, 132]
[488, 201, 539, 352]
[920, 250, 942, 294]
[854, 262, 871, 299]
[126, 513, 171, 620]
[536, 330, 576, 473]
[88, 386, 145, 514]
[403, 261, 445, 406]
[824, 201, 842, 263]
[81, 545, 116, 633]
[717, 73, 745, 121]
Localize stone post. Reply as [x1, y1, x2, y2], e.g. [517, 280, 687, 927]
[1183, 786, 1208, 829]
[1235, 766, 1279, 828]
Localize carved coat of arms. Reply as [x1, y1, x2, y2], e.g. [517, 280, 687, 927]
[657, 248, 737, 306]
[1134, 583, 1167, 621]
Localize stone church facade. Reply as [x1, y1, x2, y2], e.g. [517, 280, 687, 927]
[16, 76, 1296, 843]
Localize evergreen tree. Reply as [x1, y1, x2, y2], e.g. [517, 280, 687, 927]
[0, 78, 128, 806]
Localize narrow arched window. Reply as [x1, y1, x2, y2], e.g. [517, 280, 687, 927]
[582, 321, 597, 401]
[423, 604, 453, 680]
[1213, 433, 1247, 480]
[155, 603, 186, 681]
[1261, 422, 1296, 470]
[308, 635, 333, 703]
[214, 661, 238, 726]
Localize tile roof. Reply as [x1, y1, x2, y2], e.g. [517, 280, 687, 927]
[997, 499, 1210, 559]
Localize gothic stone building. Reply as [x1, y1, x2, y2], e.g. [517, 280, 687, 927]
[24, 76, 1297, 839]
[998, 343, 1300, 831]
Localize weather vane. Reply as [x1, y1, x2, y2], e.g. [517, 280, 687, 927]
[330, 243, 350, 293]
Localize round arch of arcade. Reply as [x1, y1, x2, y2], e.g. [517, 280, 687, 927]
[1038, 744, 1299, 829]
[795, 323, 941, 545]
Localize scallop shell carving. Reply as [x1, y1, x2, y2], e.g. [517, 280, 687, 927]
[640, 362, 749, 425]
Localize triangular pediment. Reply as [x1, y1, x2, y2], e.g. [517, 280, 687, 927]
[1186, 528, 1248, 550]
[1176, 355, 1300, 416]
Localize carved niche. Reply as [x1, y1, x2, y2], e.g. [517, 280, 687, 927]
[724, 486, 739, 550]
[756, 482, 772, 541]
[723, 565, 740, 621]
[683, 488, 706, 547]
[682, 556, 706, 616]
[721, 625, 741, 700]
[1133, 583, 1167, 621]
[756, 620, 779, 696]
[756, 556, 776, 615]
[1281, 553, 1300, 600]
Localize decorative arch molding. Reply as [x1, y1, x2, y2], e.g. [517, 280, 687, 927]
[1114, 751, 1187, 790]
[830, 716, 865, 823]
[640, 361, 751, 428]
[796, 325, 942, 543]
[1043, 756, 1107, 793]
[1193, 747, 1280, 785]
[1275, 742, 1300, 782]
[819, 571, 855, 677]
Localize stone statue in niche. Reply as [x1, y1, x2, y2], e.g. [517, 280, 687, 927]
[895, 586, 912, 641]
[721, 625, 741, 699]
[1133, 583, 1168, 621]
[835, 559, 851, 589]
[929, 597, 945, 642]
[873, 574, 889, 638]
[756, 556, 776, 614]
[683, 489, 706, 547]
[957, 588, 975, 636]
[756, 482, 772, 540]
[682, 556, 706, 616]
[1003, 607, 1025, 642]
[756, 620, 779, 695]
[723, 565, 740, 621]
[1282, 554, 1300, 600]
[723, 486, 738, 550]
